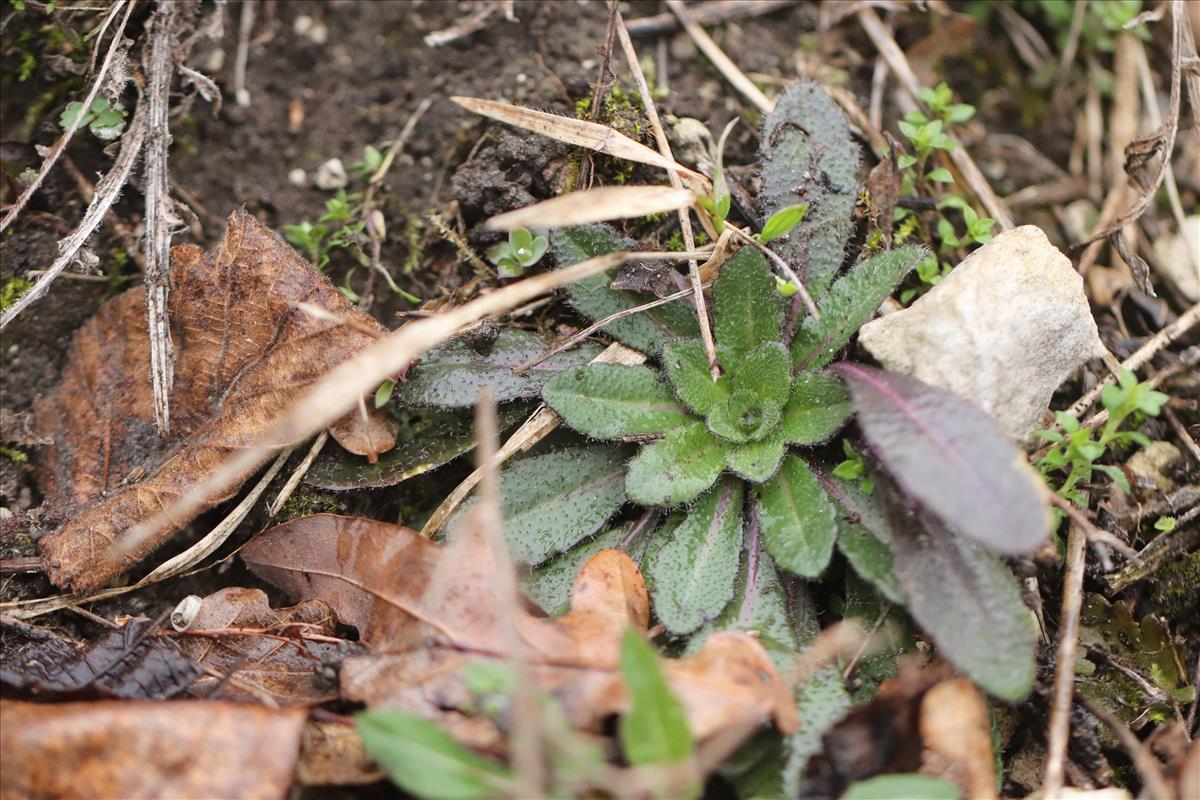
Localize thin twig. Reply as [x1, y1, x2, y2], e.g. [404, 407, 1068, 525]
[0, 103, 148, 331]
[626, 0, 795, 37]
[1043, 502, 1088, 798]
[728, 225, 819, 319]
[144, 0, 177, 436]
[232, 0, 256, 107]
[0, 0, 134, 233]
[267, 432, 329, 517]
[616, 5, 720, 378]
[1076, 694, 1173, 800]
[513, 281, 708, 374]
[665, 0, 772, 114]
[1046, 492, 1140, 560]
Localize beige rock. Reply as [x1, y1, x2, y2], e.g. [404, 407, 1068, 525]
[859, 226, 1105, 441]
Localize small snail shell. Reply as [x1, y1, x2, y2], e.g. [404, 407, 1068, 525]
[171, 595, 202, 632]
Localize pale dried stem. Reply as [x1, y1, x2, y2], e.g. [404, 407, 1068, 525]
[0, 447, 292, 621]
[111, 252, 629, 560]
[615, 6, 721, 378]
[1043, 502, 1088, 798]
[420, 341, 645, 539]
[233, 0, 255, 107]
[857, 7, 1015, 230]
[267, 431, 329, 517]
[144, 0, 178, 436]
[0, 103, 148, 331]
[513, 282, 709, 374]
[665, 0, 772, 114]
[0, 0, 134, 233]
[1046, 493, 1140, 560]
[626, 0, 795, 37]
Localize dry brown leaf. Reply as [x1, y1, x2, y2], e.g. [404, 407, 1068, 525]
[484, 186, 696, 231]
[0, 698, 306, 799]
[172, 586, 364, 706]
[34, 209, 398, 592]
[918, 677, 997, 799]
[297, 719, 382, 786]
[241, 512, 795, 752]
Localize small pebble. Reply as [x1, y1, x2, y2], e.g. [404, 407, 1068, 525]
[314, 158, 347, 190]
[287, 168, 308, 187]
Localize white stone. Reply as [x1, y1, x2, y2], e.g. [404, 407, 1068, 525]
[858, 226, 1105, 441]
[314, 158, 347, 191]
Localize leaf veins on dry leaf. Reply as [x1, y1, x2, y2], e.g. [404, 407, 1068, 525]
[242, 512, 798, 756]
[34, 210, 398, 592]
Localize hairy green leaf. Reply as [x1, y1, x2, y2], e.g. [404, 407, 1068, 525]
[760, 83, 860, 297]
[779, 374, 851, 445]
[782, 666, 852, 798]
[757, 455, 837, 578]
[619, 629, 695, 769]
[452, 446, 628, 565]
[553, 225, 699, 355]
[714, 247, 782, 362]
[887, 494, 1036, 701]
[649, 479, 744, 634]
[306, 404, 530, 490]
[836, 363, 1050, 555]
[357, 710, 511, 800]
[791, 246, 922, 371]
[521, 524, 629, 616]
[544, 364, 691, 440]
[396, 329, 601, 408]
[726, 430, 786, 483]
[825, 474, 905, 604]
[843, 775, 962, 800]
[663, 339, 731, 415]
[626, 423, 731, 507]
[732, 342, 792, 407]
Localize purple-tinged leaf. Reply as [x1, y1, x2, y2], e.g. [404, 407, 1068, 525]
[834, 364, 1049, 555]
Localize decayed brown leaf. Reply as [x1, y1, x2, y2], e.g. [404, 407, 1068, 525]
[241, 512, 796, 752]
[34, 209, 398, 592]
[0, 698, 307, 799]
[171, 586, 364, 706]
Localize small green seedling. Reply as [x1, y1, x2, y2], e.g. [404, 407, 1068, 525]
[697, 120, 737, 234]
[488, 227, 548, 278]
[910, 82, 976, 128]
[349, 144, 384, 179]
[1154, 516, 1176, 533]
[59, 97, 127, 140]
[758, 203, 808, 243]
[1036, 368, 1168, 505]
[832, 439, 874, 495]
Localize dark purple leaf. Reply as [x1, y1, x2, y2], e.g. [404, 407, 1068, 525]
[833, 364, 1049, 555]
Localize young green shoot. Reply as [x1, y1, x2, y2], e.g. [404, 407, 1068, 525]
[487, 227, 548, 278]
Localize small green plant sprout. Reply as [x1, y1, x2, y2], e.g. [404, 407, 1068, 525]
[757, 203, 809, 244]
[832, 439, 873, 495]
[1154, 516, 1176, 533]
[1035, 368, 1168, 505]
[696, 119, 737, 234]
[909, 82, 976, 128]
[282, 219, 330, 268]
[487, 227, 548, 278]
[349, 144, 384, 180]
[59, 97, 127, 140]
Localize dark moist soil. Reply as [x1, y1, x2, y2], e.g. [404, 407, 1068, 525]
[0, 0, 817, 661]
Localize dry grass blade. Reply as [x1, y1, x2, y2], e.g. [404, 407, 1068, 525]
[665, 0, 773, 114]
[451, 95, 709, 193]
[111, 251, 629, 561]
[485, 186, 695, 231]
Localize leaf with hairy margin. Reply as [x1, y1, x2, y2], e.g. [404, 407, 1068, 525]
[451, 446, 629, 565]
[781, 666, 853, 798]
[521, 524, 630, 616]
[780, 374, 851, 445]
[885, 488, 1036, 701]
[714, 247, 782, 362]
[835, 363, 1050, 556]
[760, 83, 860, 297]
[791, 246, 922, 371]
[756, 456, 838, 578]
[626, 423, 731, 507]
[543, 364, 691, 440]
[663, 339, 731, 415]
[726, 430, 786, 483]
[732, 342, 792, 407]
[823, 473, 905, 604]
[552, 225, 699, 355]
[649, 479, 744, 634]
[395, 330, 601, 408]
